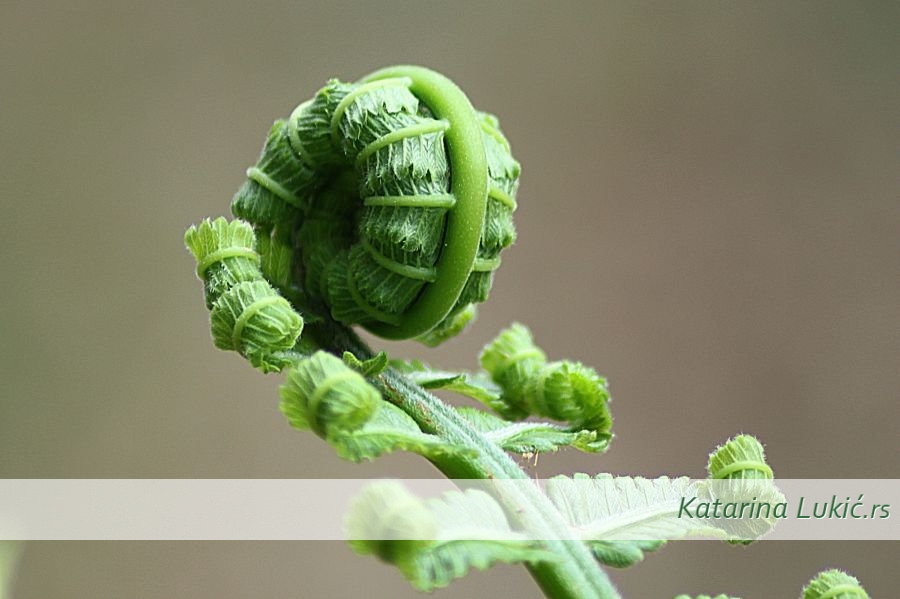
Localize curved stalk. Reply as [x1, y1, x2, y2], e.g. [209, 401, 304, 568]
[309, 320, 621, 599]
[359, 65, 489, 340]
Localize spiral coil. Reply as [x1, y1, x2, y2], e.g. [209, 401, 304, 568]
[281, 351, 381, 437]
[480, 323, 612, 435]
[230, 66, 519, 342]
[185, 218, 303, 373]
[802, 570, 870, 599]
[707, 434, 774, 480]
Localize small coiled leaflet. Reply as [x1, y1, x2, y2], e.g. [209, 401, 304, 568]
[707, 434, 774, 480]
[280, 351, 381, 438]
[185, 218, 303, 373]
[230, 66, 519, 342]
[802, 569, 870, 599]
[479, 323, 612, 436]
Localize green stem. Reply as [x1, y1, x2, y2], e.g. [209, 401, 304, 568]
[311, 320, 621, 599]
[359, 66, 488, 340]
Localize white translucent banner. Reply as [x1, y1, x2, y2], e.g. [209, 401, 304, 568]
[0, 479, 895, 541]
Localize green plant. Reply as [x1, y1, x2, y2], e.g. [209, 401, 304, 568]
[185, 65, 870, 598]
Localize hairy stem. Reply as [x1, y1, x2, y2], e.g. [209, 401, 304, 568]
[309, 319, 621, 599]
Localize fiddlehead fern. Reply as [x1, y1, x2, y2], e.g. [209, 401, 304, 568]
[185, 218, 303, 373]
[672, 568, 872, 599]
[802, 569, 870, 599]
[185, 65, 861, 599]
[480, 323, 612, 435]
[229, 65, 519, 342]
[707, 435, 773, 481]
[280, 351, 381, 438]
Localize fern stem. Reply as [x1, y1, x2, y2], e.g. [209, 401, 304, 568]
[309, 320, 621, 599]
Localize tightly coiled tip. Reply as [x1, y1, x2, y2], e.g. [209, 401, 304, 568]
[707, 434, 773, 480]
[280, 351, 381, 438]
[185, 217, 260, 306]
[345, 481, 436, 563]
[186, 217, 303, 372]
[802, 569, 869, 599]
[480, 323, 546, 380]
[527, 361, 611, 431]
[210, 280, 303, 373]
[480, 323, 612, 434]
[227, 66, 519, 344]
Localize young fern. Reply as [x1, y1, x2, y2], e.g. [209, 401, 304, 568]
[802, 570, 870, 599]
[480, 323, 613, 436]
[185, 65, 870, 599]
[669, 568, 870, 599]
[229, 66, 518, 343]
[185, 218, 303, 373]
[280, 351, 381, 438]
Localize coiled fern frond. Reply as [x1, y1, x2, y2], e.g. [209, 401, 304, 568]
[229, 66, 519, 342]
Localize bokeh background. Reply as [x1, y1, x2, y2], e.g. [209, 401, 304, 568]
[1, 2, 896, 597]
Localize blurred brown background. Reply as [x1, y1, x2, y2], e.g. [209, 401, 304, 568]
[1, 1, 896, 597]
